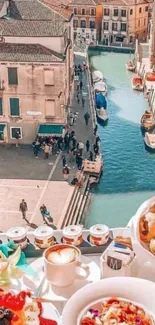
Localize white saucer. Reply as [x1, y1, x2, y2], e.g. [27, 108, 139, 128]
[23, 255, 100, 302]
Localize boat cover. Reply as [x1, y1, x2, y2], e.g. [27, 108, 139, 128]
[94, 81, 107, 92]
[92, 70, 103, 83]
[96, 93, 107, 109]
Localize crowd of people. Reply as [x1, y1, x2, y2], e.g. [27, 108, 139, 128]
[32, 61, 101, 183]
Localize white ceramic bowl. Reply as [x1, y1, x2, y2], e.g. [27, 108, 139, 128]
[62, 277, 155, 325]
[131, 196, 155, 265]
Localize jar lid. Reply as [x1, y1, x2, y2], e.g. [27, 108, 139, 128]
[7, 227, 27, 240]
[34, 226, 54, 239]
[90, 224, 109, 237]
[63, 225, 82, 238]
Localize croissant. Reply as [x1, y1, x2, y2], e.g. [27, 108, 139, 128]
[149, 204, 155, 213]
[139, 215, 155, 243]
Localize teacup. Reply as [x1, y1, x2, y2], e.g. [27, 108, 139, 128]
[43, 244, 90, 287]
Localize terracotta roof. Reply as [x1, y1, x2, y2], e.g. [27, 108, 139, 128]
[9, 0, 68, 21]
[68, 0, 97, 5]
[100, 0, 150, 4]
[0, 43, 64, 62]
[0, 19, 64, 36]
[40, 1, 73, 20]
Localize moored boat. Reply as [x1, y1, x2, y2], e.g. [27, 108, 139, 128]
[96, 107, 108, 125]
[131, 75, 144, 91]
[126, 61, 135, 72]
[144, 132, 155, 151]
[92, 70, 103, 83]
[95, 92, 107, 109]
[141, 110, 155, 132]
[94, 81, 107, 96]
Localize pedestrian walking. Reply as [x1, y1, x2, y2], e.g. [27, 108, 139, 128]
[40, 204, 51, 222]
[77, 93, 80, 104]
[89, 151, 93, 161]
[62, 155, 66, 167]
[84, 112, 90, 126]
[86, 140, 90, 152]
[57, 136, 63, 151]
[93, 125, 98, 136]
[44, 144, 50, 159]
[69, 112, 74, 126]
[62, 165, 70, 181]
[78, 141, 84, 156]
[80, 80, 83, 91]
[77, 155, 83, 170]
[77, 81, 80, 92]
[14, 130, 20, 147]
[82, 97, 85, 108]
[95, 134, 101, 147]
[19, 199, 28, 219]
[32, 139, 40, 158]
[93, 144, 99, 156]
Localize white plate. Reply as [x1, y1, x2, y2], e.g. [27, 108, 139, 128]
[22, 255, 100, 302]
[41, 302, 61, 324]
[62, 277, 155, 325]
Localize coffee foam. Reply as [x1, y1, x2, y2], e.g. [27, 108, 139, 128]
[47, 247, 79, 264]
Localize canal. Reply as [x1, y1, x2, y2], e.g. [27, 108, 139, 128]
[86, 50, 155, 228]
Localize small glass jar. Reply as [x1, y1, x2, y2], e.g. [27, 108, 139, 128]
[7, 227, 28, 249]
[90, 224, 109, 246]
[34, 226, 54, 249]
[63, 225, 83, 246]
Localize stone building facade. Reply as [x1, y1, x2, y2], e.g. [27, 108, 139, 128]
[0, 0, 74, 144]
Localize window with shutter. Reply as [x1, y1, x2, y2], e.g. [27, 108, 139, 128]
[45, 100, 55, 117]
[8, 68, 18, 85]
[10, 98, 20, 116]
[44, 70, 54, 86]
[0, 98, 3, 115]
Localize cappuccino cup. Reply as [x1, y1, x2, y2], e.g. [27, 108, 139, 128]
[43, 244, 90, 287]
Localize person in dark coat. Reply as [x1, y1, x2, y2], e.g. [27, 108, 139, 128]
[84, 112, 90, 126]
[86, 140, 90, 152]
[93, 125, 98, 136]
[89, 151, 93, 161]
[62, 155, 66, 167]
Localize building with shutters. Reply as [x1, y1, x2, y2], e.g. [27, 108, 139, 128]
[67, 0, 98, 44]
[0, 0, 74, 144]
[101, 0, 152, 46]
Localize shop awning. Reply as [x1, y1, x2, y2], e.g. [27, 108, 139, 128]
[0, 124, 5, 133]
[38, 124, 63, 136]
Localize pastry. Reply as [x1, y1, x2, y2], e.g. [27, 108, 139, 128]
[139, 216, 150, 242]
[149, 203, 155, 213]
[114, 236, 133, 250]
[150, 238, 155, 255]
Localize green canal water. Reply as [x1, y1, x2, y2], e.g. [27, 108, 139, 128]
[85, 50, 155, 228]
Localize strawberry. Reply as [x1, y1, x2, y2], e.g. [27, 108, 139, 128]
[39, 316, 58, 325]
[37, 301, 43, 316]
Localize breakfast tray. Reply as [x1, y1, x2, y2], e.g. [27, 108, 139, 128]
[0, 227, 131, 259]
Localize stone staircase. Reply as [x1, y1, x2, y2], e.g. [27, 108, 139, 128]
[58, 173, 90, 228]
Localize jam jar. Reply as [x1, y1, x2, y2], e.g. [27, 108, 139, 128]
[90, 224, 109, 246]
[6, 227, 28, 249]
[63, 225, 83, 246]
[34, 226, 54, 249]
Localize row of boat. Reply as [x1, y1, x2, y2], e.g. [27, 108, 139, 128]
[92, 70, 108, 125]
[126, 60, 155, 151]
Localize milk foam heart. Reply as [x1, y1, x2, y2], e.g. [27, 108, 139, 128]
[47, 247, 79, 264]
